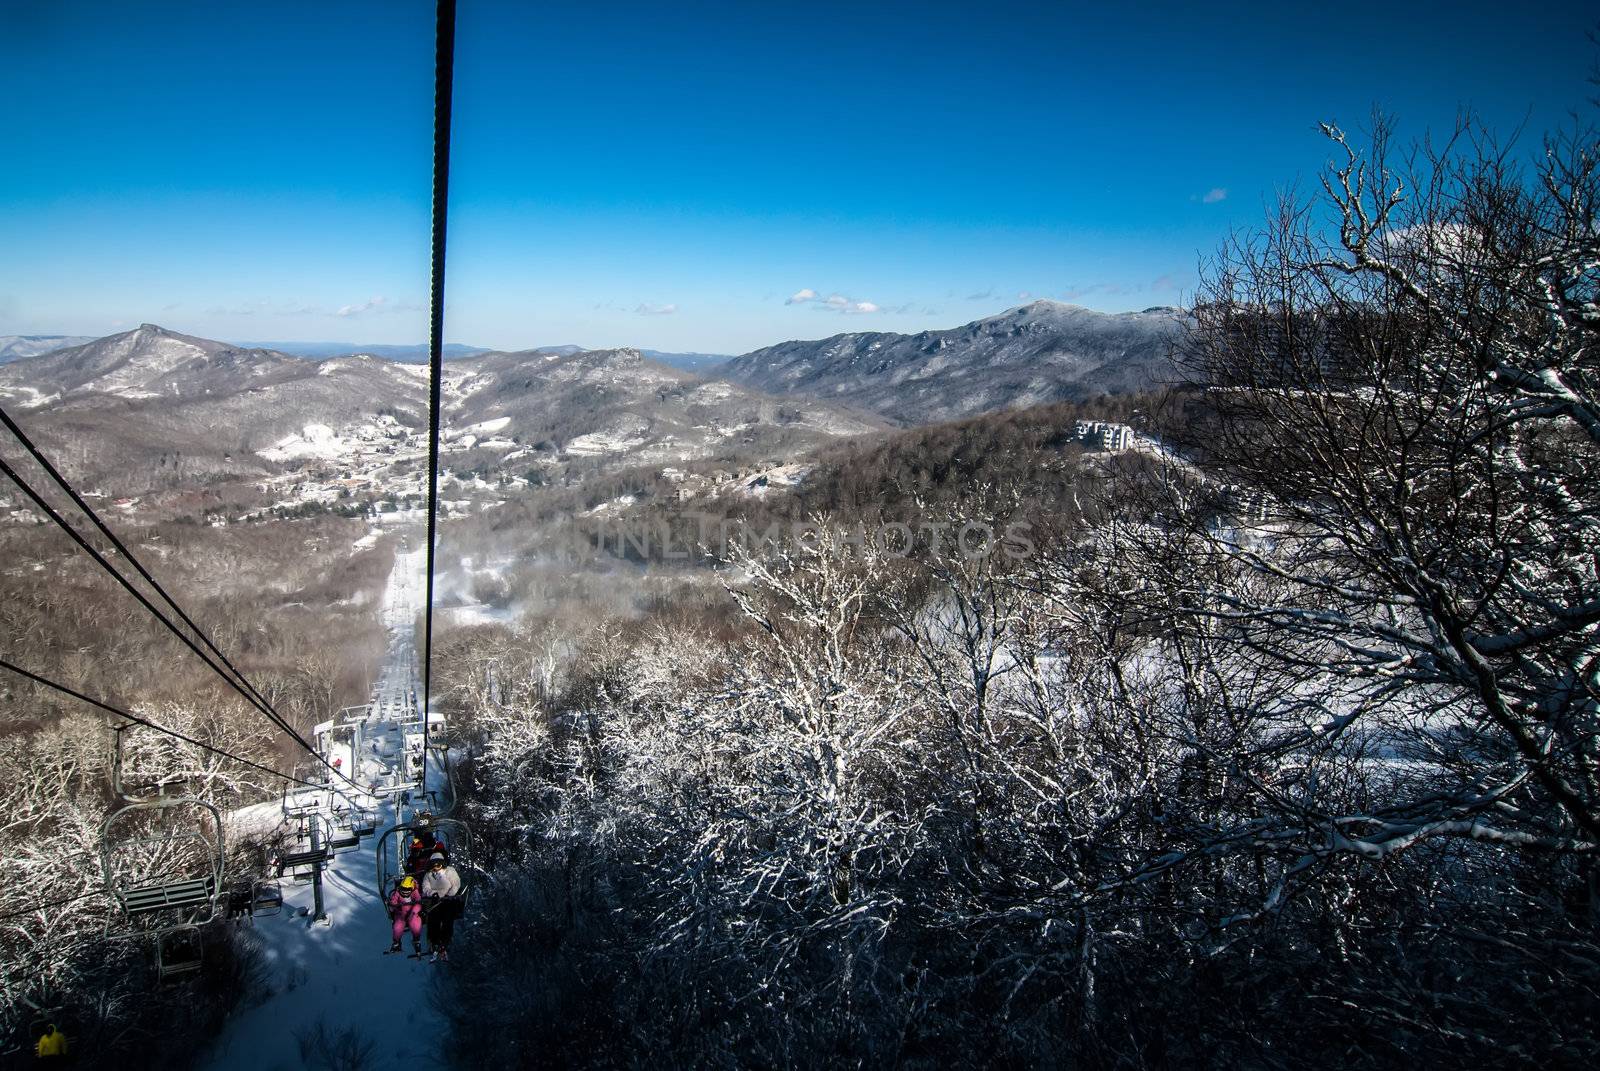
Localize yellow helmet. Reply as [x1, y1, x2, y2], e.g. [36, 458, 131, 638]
[399, 876, 417, 890]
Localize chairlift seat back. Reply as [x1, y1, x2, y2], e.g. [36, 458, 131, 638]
[276, 847, 328, 873]
[251, 880, 284, 915]
[122, 876, 215, 914]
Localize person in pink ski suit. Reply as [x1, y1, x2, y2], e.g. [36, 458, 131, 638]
[387, 876, 424, 953]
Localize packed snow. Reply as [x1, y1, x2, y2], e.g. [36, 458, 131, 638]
[198, 544, 452, 1070]
[259, 424, 349, 463]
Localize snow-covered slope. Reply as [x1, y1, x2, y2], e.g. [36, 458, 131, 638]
[0, 334, 95, 364]
[199, 545, 447, 1071]
[0, 324, 307, 404]
[439, 344, 886, 462]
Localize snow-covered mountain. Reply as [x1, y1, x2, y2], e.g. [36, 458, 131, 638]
[450, 345, 881, 464]
[721, 301, 1184, 425]
[237, 340, 731, 372]
[537, 345, 731, 373]
[0, 325, 880, 492]
[241, 340, 492, 362]
[0, 324, 310, 405]
[638, 349, 731, 374]
[0, 334, 96, 365]
[0, 306, 1182, 496]
[0, 326, 440, 491]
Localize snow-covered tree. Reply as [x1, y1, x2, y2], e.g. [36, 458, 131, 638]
[1182, 114, 1600, 857]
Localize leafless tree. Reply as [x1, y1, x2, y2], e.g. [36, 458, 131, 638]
[1180, 113, 1600, 861]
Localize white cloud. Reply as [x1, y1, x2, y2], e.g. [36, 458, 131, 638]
[790, 287, 889, 314]
[1201, 187, 1228, 204]
[635, 302, 677, 316]
[336, 296, 396, 317]
[331, 296, 422, 316]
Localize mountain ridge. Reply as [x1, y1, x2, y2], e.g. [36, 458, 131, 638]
[0, 324, 882, 492]
[0, 334, 97, 365]
[720, 299, 1185, 424]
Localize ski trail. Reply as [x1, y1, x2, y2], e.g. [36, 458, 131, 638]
[200, 542, 446, 1071]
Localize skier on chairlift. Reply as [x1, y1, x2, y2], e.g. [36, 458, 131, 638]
[421, 852, 463, 961]
[386, 874, 424, 955]
[406, 829, 448, 874]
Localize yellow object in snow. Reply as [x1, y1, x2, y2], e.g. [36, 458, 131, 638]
[36, 1027, 68, 1057]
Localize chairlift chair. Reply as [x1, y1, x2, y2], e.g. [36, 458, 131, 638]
[285, 864, 319, 887]
[326, 831, 361, 853]
[19, 983, 66, 1043]
[375, 817, 474, 900]
[100, 797, 225, 928]
[251, 878, 284, 916]
[350, 805, 379, 838]
[226, 879, 254, 920]
[111, 723, 194, 804]
[276, 811, 333, 879]
[155, 925, 204, 981]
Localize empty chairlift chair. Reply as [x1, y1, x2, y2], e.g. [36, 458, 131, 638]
[226, 876, 285, 920]
[111, 722, 197, 804]
[100, 796, 226, 981]
[251, 878, 285, 916]
[101, 798, 225, 922]
[156, 925, 205, 980]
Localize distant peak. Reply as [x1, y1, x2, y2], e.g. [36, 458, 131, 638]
[982, 299, 1088, 321]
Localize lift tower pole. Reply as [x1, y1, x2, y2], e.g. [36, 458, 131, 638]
[309, 815, 327, 924]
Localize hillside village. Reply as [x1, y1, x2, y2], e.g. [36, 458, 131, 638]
[0, 399, 1145, 529]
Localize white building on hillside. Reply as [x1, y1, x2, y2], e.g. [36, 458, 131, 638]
[1074, 420, 1134, 452]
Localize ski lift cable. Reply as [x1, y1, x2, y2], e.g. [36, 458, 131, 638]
[0, 887, 107, 923]
[0, 0, 455, 801]
[0, 449, 279, 720]
[420, 0, 457, 780]
[0, 450, 358, 793]
[0, 450, 365, 794]
[0, 656, 331, 790]
[0, 403, 286, 720]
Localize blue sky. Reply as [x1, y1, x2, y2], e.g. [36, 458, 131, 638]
[3, 0, 1596, 354]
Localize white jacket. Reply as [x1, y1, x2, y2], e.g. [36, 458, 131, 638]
[422, 865, 462, 899]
